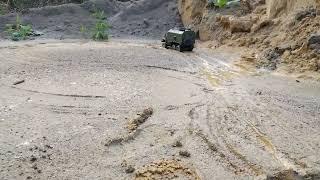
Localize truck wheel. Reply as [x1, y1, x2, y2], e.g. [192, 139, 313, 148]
[162, 43, 168, 49]
[176, 45, 183, 52]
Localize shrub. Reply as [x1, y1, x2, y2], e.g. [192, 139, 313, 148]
[81, 10, 110, 41]
[0, 2, 8, 15]
[91, 10, 109, 41]
[6, 14, 33, 41]
[92, 20, 109, 41]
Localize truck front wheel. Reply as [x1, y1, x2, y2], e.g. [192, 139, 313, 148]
[176, 45, 183, 52]
[162, 43, 168, 49]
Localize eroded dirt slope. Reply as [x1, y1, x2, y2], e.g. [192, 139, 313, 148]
[0, 0, 182, 39]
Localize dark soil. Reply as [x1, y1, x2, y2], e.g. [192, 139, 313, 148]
[0, 0, 182, 39]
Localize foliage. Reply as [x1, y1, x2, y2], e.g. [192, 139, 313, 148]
[5, 14, 33, 41]
[81, 10, 110, 41]
[92, 9, 106, 20]
[92, 20, 109, 41]
[0, 4, 5, 15]
[216, 0, 227, 8]
[208, 0, 231, 8]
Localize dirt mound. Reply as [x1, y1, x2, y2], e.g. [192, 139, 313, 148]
[177, 0, 320, 75]
[135, 159, 200, 179]
[0, 0, 182, 39]
[110, 0, 182, 38]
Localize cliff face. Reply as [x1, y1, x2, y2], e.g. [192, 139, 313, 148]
[266, 0, 320, 18]
[177, 0, 207, 26]
[177, 0, 320, 74]
[178, 0, 320, 26]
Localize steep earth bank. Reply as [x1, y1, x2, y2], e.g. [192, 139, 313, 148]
[178, 0, 320, 77]
[0, 0, 182, 39]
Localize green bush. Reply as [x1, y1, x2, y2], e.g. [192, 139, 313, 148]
[6, 14, 33, 41]
[92, 20, 109, 41]
[81, 10, 110, 41]
[0, 3, 7, 15]
[92, 10, 109, 41]
[217, 0, 227, 7]
[208, 0, 230, 8]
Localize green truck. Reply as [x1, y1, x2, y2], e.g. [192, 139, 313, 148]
[162, 28, 196, 52]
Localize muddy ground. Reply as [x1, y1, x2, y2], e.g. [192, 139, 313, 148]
[0, 39, 320, 179]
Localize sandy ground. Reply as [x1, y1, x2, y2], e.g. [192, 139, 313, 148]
[0, 39, 320, 180]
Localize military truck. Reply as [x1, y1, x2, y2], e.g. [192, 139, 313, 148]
[162, 28, 196, 52]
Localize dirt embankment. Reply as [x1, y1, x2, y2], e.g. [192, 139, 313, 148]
[0, 0, 182, 39]
[178, 0, 320, 77]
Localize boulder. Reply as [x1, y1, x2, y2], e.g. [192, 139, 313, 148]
[217, 15, 253, 33]
[308, 34, 320, 53]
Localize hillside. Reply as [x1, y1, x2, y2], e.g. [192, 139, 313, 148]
[178, 0, 320, 77]
[0, 0, 182, 39]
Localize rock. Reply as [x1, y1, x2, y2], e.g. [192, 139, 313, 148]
[295, 8, 317, 21]
[125, 165, 135, 173]
[217, 15, 253, 33]
[251, 19, 273, 32]
[172, 140, 183, 147]
[179, 150, 191, 157]
[257, 47, 284, 70]
[143, 18, 149, 28]
[30, 156, 37, 163]
[308, 34, 320, 53]
[267, 169, 303, 180]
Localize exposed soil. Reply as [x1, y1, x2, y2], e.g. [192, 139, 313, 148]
[0, 0, 182, 39]
[179, 0, 320, 76]
[0, 1, 320, 179]
[0, 39, 320, 179]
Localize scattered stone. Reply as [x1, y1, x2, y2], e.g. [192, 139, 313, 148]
[258, 47, 285, 70]
[295, 8, 317, 21]
[31, 164, 38, 170]
[172, 140, 183, 147]
[45, 145, 53, 149]
[267, 169, 302, 180]
[165, 105, 178, 111]
[296, 80, 300, 83]
[30, 156, 37, 163]
[308, 34, 320, 54]
[125, 165, 135, 174]
[179, 150, 191, 158]
[98, 113, 102, 116]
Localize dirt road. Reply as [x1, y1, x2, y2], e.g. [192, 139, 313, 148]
[0, 39, 320, 179]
